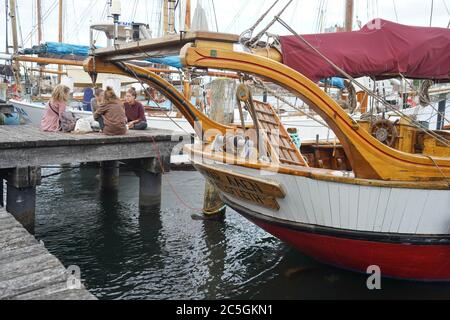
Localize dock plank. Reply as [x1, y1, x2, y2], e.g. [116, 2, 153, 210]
[0, 207, 96, 300]
[0, 125, 182, 169]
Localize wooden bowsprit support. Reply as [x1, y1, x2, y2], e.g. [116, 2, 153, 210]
[201, 79, 237, 219]
[183, 44, 450, 181]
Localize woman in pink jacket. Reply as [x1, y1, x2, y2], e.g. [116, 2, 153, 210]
[40, 85, 70, 132]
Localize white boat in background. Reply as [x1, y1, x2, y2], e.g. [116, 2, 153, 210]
[10, 97, 449, 143]
[10, 99, 93, 126]
[9, 98, 195, 134]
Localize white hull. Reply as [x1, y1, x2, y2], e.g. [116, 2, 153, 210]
[205, 161, 450, 236]
[398, 102, 450, 130]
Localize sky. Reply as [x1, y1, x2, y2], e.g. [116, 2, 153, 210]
[0, 0, 449, 53]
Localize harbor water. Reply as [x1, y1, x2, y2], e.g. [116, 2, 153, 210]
[35, 167, 450, 300]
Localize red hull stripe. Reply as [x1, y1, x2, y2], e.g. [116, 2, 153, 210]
[225, 198, 450, 281]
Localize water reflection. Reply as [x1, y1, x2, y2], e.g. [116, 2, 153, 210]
[200, 220, 227, 299]
[34, 168, 450, 300]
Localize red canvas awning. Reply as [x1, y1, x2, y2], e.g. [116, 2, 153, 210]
[280, 19, 450, 82]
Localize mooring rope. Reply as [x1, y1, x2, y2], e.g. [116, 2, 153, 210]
[426, 155, 450, 187]
[149, 135, 203, 212]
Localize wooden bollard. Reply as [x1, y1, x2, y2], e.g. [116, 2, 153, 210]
[202, 78, 236, 219]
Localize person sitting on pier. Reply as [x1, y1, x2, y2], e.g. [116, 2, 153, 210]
[91, 88, 104, 114]
[124, 87, 148, 130]
[93, 86, 127, 136]
[40, 84, 70, 132]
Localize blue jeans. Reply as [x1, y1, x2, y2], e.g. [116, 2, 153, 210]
[130, 121, 148, 130]
[98, 116, 105, 130]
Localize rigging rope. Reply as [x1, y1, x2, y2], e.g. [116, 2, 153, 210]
[426, 155, 450, 186]
[430, 0, 435, 27]
[23, 0, 58, 45]
[399, 74, 450, 126]
[115, 58, 193, 136]
[225, 1, 252, 33]
[252, 78, 330, 128]
[210, 0, 219, 32]
[443, 0, 450, 15]
[69, 0, 97, 42]
[392, 0, 399, 22]
[247, 0, 294, 47]
[149, 135, 202, 211]
[239, 0, 280, 44]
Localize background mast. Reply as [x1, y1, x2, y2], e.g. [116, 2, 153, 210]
[345, 0, 354, 32]
[9, 0, 21, 90]
[57, 0, 63, 83]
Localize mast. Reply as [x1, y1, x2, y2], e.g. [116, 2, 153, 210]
[57, 0, 63, 83]
[163, 0, 168, 35]
[36, 0, 43, 94]
[5, 0, 9, 54]
[36, 0, 42, 44]
[9, 0, 21, 90]
[344, 0, 354, 32]
[185, 0, 191, 30]
[163, 0, 176, 35]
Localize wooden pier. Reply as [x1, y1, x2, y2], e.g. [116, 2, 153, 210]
[0, 125, 183, 232]
[0, 206, 96, 300]
[0, 124, 185, 299]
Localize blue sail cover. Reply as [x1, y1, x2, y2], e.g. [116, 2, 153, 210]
[23, 42, 182, 69]
[320, 77, 345, 89]
[23, 42, 90, 57]
[146, 56, 182, 69]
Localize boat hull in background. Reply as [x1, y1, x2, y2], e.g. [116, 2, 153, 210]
[10, 99, 93, 126]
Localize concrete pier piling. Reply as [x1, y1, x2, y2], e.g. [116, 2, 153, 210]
[5, 167, 41, 234]
[139, 171, 162, 212]
[131, 157, 166, 213]
[100, 160, 120, 190]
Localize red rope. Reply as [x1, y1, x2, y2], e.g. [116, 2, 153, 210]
[149, 136, 203, 211]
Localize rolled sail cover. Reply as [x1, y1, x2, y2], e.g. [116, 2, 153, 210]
[279, 19, 450, 82]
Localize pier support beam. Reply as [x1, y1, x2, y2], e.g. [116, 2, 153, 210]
[201, 78, 236, 219]
[5, 167, 41, 234]
[139, 171, 162, 212]
[129, 157, 167, 213]
[100, 161, 120, 190]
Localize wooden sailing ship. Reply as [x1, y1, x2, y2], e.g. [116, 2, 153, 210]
[82, 22, 450, 280]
